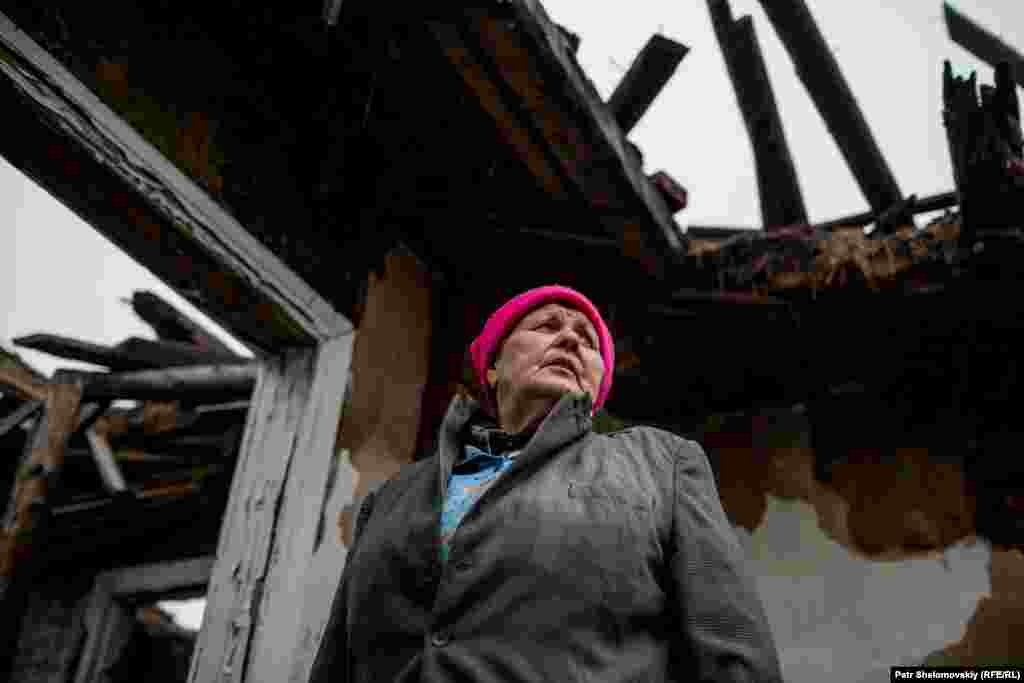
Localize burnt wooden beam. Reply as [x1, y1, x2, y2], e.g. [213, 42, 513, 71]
[815, 191, 959, 231]
[756, 0, 903, 216]
[430, 3, 687, 280]
[0, 373, 84, 676]
[0, 367, 48, 402]
[77, 364, 258, 402]
[83, 427, 129, 494]
[101, 555, 215, 596]
[607, 34, 689, 134]
[0, 12, 351, 350]
[128, 290, 249, 357]
[13, 334, 247, 372]
[685, 189, 959, 239]
[0, 401, 42, 440]
[708, 1, 807, 230]
[944, 3, 1024, 90]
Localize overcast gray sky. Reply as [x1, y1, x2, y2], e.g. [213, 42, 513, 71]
[0, 0, 1015, 655]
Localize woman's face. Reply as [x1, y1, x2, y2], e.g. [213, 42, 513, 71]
[490, 302, 605, 409]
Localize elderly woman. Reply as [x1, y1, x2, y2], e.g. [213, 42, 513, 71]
[311, 285, 782, 683]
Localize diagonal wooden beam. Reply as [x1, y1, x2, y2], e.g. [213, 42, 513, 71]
[944, 3, 1024, 90]
[83, 427, 129, 494]
[431, 2, 687, 279]
[608, 34, 689, 134]
[77, 364, 258, 402]
[756, 0, 903, 216]
[0, 11, 351, 350]
[0, 400, 42, 440]
[708, 0, 807, 229]
[13, 333, 246, 371]
[0, 373, 84, 676]
[127, 290, 250, 357]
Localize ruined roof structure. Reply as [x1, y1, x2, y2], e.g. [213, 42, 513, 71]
[1, 0, 1023, 679]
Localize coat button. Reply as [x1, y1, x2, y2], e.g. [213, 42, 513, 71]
[431, 632, 451, 647]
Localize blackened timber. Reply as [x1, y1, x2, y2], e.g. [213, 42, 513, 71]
[684, 189, 959, 239]
[944, 3, 1024, 90]
[0, 11, 351, 349]
[13, 334, 246, 371]
[128, 290, 248, 357]
[0, 373, 84, 678]
[607, 34, 689, 134]
[815, 191, 959, 232]
[78, 364, 257, 402]
[448, 2, 687, 272]
[0, 400, 42, 439]
[83, 427, 129, 494]
[756, 0, 903, 216]
[708, 1, 807, 229]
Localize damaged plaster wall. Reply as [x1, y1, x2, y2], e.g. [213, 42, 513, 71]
[334, 247, 433, 548]
[740, 496, 991, 683]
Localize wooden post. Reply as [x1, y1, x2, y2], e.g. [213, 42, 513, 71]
[0, 372, 84, 678]
[128, 290, 248, 357]
[187, 334, 354, 683]
[708, 0, 807, 230]
[944, 3, 1024, 90]
[78, 363, 257, 402]
[756, 0, 904, 218]
[607, 34, 689, 134]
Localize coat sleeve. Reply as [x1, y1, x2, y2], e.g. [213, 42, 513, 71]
[308, 488, 380, 683]
[668, 439, 783, 683]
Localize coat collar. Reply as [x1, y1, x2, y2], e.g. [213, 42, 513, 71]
[437, 392, 594, 494]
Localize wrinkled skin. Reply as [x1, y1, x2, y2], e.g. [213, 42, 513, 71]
[488, 302, 605, 434]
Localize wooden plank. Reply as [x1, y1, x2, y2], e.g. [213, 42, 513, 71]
[607, 34, 689, 134]
[708, 1, 807, 229]
[101, 556, 215, 597]
[83, 428, 128, 494]
[437, 2, 686, 276]
[944, 3, 1024, 90]
[78, 363, 257, 402]
[755, 0, 903, 216]
[128, 290, 248, 357]
[0, 367, 48, 402]
[13, 334, 246, 372]
[0, 374, 84, 676]
[188, 334, 353, 683]
[0, 11, 351, 348]
[683, 189, 959, 238]
[72, 579, 134, 683]
[0, 400, 43, 439]
[251, 336, 355, 683]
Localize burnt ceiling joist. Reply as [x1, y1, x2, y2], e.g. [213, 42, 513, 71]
[756, 0, 904, 218]
[607, 34, 689, 135]
[708, 0, 807, 230]
[944, 3, 1024, 89]
[0, 9, 351, 351]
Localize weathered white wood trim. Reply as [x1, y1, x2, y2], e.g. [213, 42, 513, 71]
[188, 334, 354, 683]
[0, 11, 351, 345]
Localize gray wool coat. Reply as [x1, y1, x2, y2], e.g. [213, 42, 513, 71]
[310, 391, 782, 682]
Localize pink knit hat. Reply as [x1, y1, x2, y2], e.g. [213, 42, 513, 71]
[469, 285, 615, 415]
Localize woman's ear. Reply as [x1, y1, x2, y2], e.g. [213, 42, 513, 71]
[486, 367, 498, 390]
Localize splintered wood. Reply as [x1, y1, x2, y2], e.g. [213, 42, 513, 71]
[0, 379, 83, 585]
[188, 336, 352, 683]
